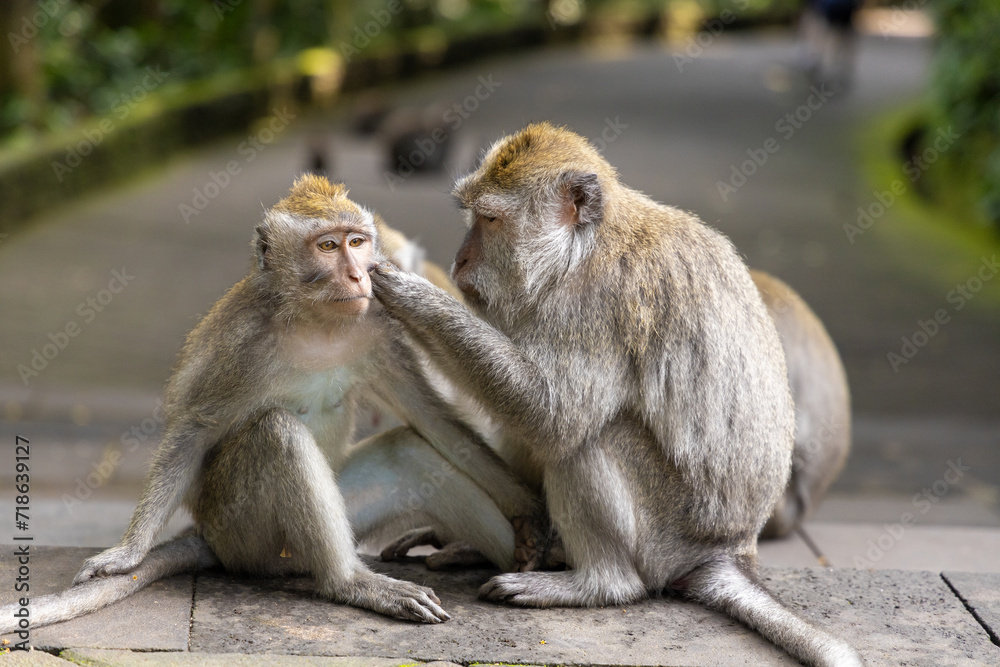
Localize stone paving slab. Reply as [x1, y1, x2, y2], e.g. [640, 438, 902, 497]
[191, 563, 791, 666]
[3, 548, 998, 665]
[803, 523, 1000, 573]
[0, 651, 75, 665]
[190, 558, 997, 667]
[57, 649, 452, 667]
[943, 571, 1000, 645]
[0, 547, 193, 651]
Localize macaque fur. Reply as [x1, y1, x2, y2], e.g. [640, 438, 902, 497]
[0, 175, 539, 634]
[754, 270, 851, 539]
[370, 123, 862, 666]
[386, 270, 852, 554]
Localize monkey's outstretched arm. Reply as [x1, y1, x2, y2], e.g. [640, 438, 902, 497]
[74, 426, 209, 583]
[365, 328, 541, 520]
[370, 266, 598, 460]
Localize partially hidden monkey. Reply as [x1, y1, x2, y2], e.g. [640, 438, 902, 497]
[753, 270, 851, 539]
[0, 174, 540, 634]
[369, 123, 863, 666]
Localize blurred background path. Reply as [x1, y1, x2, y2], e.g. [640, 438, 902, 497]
[2, 29, 998, 569]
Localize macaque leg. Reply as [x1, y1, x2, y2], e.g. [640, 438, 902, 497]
[338, 426, 516, 572]
[480, 429, 647, 607]
[195, 410, 448, 622]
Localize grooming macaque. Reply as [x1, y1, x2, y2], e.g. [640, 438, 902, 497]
[370, 123, 862, 666]
[388, 270, 852, 558]
[0, 175, 540, 634]
[753, 270, 851, 539]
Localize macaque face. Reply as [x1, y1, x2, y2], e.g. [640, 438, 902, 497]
[452, 210, 502, 300]
[309, 226, 375, 317]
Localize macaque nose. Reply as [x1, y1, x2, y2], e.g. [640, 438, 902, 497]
[453, 224, 481, 278]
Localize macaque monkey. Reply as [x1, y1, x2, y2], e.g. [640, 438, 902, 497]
[369, 123, 862, 666]
[388, 270, 853, 556]
[0, 174, 540, 634]
[753, 270, 851, 539]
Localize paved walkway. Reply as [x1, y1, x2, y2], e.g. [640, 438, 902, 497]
[2, 548, 998, 666]
[0, 24, 998, 666]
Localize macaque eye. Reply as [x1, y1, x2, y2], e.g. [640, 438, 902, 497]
[318, 239, 337, 252]
[348, 237, 364, 248]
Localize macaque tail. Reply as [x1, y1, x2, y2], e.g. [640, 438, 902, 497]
[684, 555, 864, 667]
[0, 534, 217, 634]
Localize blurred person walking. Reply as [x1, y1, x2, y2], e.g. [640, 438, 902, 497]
[798, 0, 862, 90]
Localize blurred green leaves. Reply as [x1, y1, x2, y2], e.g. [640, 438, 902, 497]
[0, 0, 543, 144]
[928, 0, 1000, 229]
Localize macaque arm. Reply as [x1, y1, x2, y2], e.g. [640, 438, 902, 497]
[364, 329, 542, 520]
[74, 425, 209, 583]
[370, 267, 574, 448]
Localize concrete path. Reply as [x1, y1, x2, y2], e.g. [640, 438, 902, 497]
[0, 23, 998, 666]
[2, 548, 998, 666]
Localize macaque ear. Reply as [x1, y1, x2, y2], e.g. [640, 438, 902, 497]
[254, 224, 271, 270]
[558, 171, 603, 228]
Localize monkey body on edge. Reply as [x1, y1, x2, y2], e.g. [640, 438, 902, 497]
[754, 270, 851, 539]
[0, 175, 541, 634]
[371, 123, 863, 665]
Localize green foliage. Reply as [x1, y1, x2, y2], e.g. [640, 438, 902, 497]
[0, 0, 547, 143]
[928, 0, 1000, 229]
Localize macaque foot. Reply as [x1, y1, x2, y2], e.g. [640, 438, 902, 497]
[380, 527, 443, 562]
[329, 569, 450, 623]
[479, 570, 630, 608]
[425, 542, 491, 570]
[479, 572, 561, 607]
[73, 544, 145, 584]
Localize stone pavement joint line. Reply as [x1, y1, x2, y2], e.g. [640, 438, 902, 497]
[941, 572, 1000, 646]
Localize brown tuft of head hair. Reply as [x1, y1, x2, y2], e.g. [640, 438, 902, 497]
[272, 173, 353, 220]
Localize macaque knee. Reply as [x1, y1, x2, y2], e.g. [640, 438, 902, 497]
[252, 408, 315, 457]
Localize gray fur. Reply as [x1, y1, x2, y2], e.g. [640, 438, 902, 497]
[370, 123, 863, 666]
[753, 270, 852, 539]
